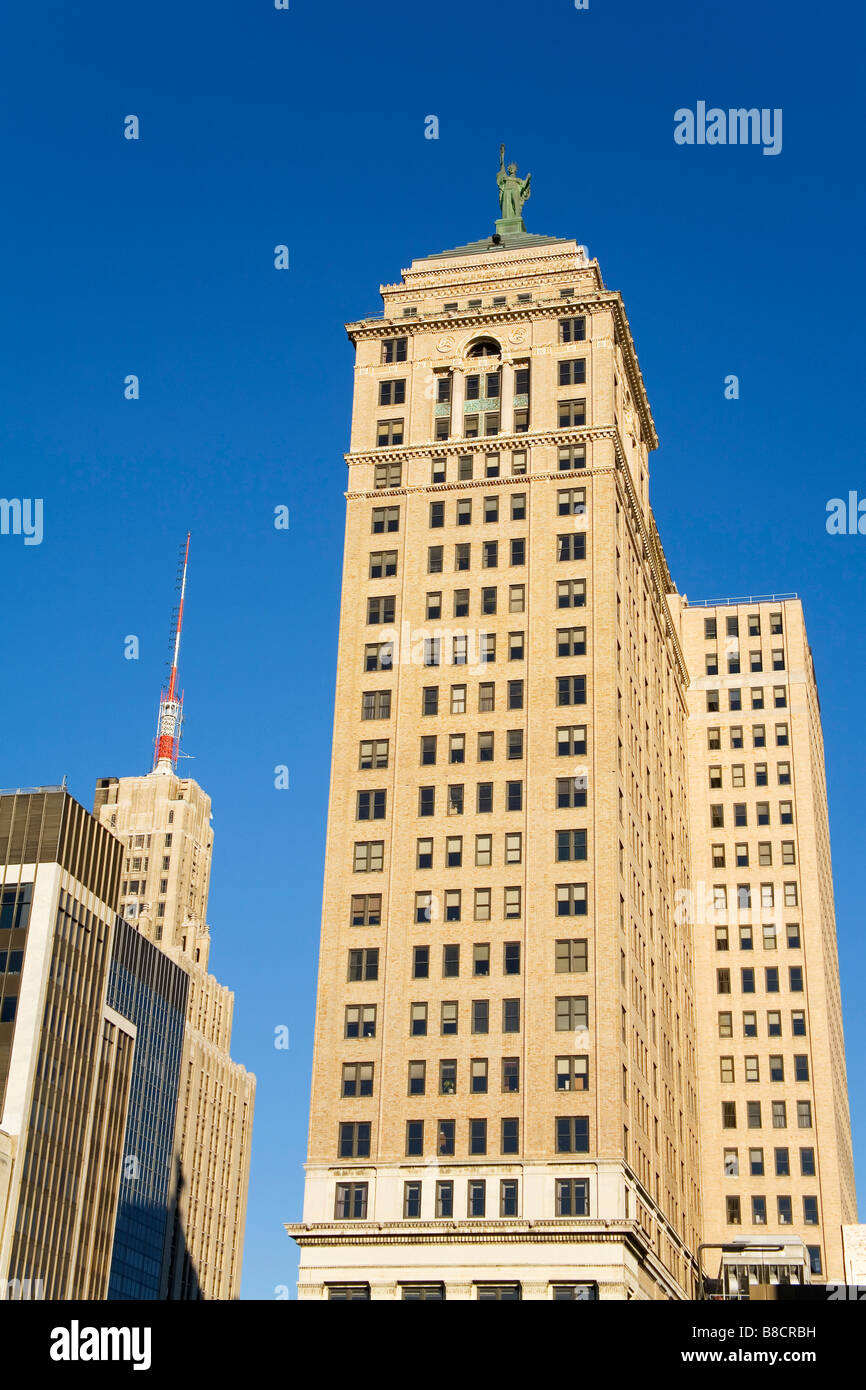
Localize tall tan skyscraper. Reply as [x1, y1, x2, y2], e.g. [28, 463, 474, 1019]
[288, 176, 856, 1301]
[288, 197, 705, 1300]
[94, 539, 255, 1300]
[679, 597, 856, 1283]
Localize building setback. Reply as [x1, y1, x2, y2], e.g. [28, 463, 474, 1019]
[287, 204, 855, 1299]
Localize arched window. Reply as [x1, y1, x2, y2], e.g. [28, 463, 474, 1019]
[467, 337, 501, 359]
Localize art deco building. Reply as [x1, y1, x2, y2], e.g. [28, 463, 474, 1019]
[679, 596, 856, 1283]
[94, 550, 255, 1300]
[288, 174, 855, 1301]
[288, 191, 704, 1300]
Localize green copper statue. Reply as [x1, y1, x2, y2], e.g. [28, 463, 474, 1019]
[496, 144, 531, 233]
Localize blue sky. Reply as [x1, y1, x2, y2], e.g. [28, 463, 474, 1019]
[0, 0, 863, 1297]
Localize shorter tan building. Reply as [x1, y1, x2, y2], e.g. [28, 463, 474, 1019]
[95, 770, 254, 1300]
[680, 597, 856, 1282]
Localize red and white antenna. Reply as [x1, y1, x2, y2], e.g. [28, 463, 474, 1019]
[153, 532, 191, 772]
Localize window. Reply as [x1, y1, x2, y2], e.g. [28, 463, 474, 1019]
[368, 549, 397, 580]
[353, 841, 384, 872]
[356, 789, 386, 821]
[366, 595, 395, 628]
[503, 886, 522, 920]
[371, 505, 401, 542]
[476, 782, 493, 813]
[361, 690, 391, 721]
[350, 892, 383, 929]
[418, 786, 435, 817]
[436, 1182, 454, 1218]
[341, 1062, 374, 1098]
[556, 1116, 589, 1153]
[382, 337, 407, 363]
[347, 948, 379, 982]
[556, 675, 586, 707]
[556, 725, 587, 757]
[471, 1000, 489, 1034]
[501, 1057, 520, 1093]
[441, 1001, 458, 1035]
[559, 399, 586, 428]
[442, 944, 460, 978]
[437, 1120, 455, 1155]
[467, 1059, 488, 1095]
[475, 834, 492, 867]
[722, 1102, 737, 1129]
[556, 883, 587, 917]
[359, 740, 389, 772]
[500, 1178, 519, 1216]
[505, 832, 522, 864]
[339, 1122, 371, 1159]
[405, 1121, 424, 1157]
[557, 776, 587, 809]
[335, 1183, 368, 1220]
[440, 1062, 457, 1096]
[469, 1120, 487, 1156]
[777, 1196, 793, 1225]
[410, 1003, 428, 1036]
[559, 316, 586, 342]
[557, 579, 586, 609]
[427, 545, 443, 574]
[555, 938, 588, 973]
[402, 1183, 423, 1220]
[501, 1119, 519, 1157]
[555, 1178, 589, 1216]
[412, 948, 429, 981]
[556, 996, 588, 1030]
[501, 999, 520, 1033]
[555, 1056, 589, 1092]
[345, 1005, 376, 1039]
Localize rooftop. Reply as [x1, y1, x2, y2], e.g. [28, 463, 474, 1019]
[413, 231, 577, 263]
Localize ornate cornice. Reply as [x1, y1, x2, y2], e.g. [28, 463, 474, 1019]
[286, 1218, 650, 1250]
[348, 294, 606, 342]
[345, 466, 609, 503]
[344, 424, 616, 468]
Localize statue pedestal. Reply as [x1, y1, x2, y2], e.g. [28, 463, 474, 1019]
[495, 217, 526, 236]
